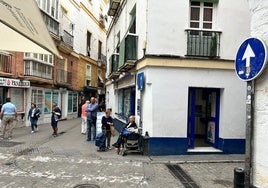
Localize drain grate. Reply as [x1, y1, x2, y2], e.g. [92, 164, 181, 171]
[0, 140, 23, 147]
[166, 164, 200, 188]
[73, 184, 100, 188]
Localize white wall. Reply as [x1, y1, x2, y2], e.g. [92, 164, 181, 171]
[248, 1, 268, 187]
[145, 0, 250, 60]
[146, 0, 188, 56]
[60, 0, 107, 59]
[138, 66, 246, 138]
[217, 0, 251, 59]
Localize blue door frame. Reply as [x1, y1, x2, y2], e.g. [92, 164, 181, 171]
[187, 88, 220, 149]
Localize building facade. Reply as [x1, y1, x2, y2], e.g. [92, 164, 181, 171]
[106, 0, 250, 155]
[248, 0, 268, 187]
[0, 0, 108, 126]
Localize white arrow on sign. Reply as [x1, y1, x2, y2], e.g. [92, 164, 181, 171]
[242, 44, 255, 78]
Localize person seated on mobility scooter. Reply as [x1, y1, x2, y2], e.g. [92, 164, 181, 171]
[112, 115, 139, 149]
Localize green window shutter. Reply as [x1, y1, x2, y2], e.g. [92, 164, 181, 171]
[119, 38, 125, 67]
[191, 0, 219, 3]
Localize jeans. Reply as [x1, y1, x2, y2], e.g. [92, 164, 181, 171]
[30, 117, 38, 131]
[87, 117, 96, 140]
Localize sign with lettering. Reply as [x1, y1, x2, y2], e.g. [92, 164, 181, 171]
[0, 77, 30, 88]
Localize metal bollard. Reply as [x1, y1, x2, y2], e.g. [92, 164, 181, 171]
[234, 167, 245, 188]
[142, 131, 150, 155]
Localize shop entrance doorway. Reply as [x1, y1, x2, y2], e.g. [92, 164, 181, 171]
[187, 88, 221, 151]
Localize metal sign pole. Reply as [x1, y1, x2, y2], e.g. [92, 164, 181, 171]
[245, 80, 254, 187]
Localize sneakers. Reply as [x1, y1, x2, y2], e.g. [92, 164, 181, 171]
[35, 127, 38, 132]
[31, 131, 35, 134]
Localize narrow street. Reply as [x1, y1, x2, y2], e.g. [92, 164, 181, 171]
[0, 119, 243, 188]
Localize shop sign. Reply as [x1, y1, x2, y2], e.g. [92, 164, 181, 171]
[0, 77, 30, 88]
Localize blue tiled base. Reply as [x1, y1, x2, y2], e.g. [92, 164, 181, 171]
[148, 137, 245, 156]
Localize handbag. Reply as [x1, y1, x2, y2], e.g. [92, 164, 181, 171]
[110, 125, 115, 136]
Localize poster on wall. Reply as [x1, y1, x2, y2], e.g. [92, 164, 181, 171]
[52, 92, 59, 104]
[44, 91, 52, 114]
[10, 88, 24, 112]
[207, 121, 215, 144]
[96, 112, 105, 135]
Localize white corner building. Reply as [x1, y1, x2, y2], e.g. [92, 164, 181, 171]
[106, 0, 250, 155]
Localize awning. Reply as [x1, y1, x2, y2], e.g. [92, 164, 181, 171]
[0, 0, 59, 56]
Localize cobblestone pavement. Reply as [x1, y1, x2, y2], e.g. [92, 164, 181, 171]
[0, 118, 244, 188]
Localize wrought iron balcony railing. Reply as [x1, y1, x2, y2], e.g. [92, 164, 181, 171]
[57, 69, 72, 84]
[186, 29, 221, 58]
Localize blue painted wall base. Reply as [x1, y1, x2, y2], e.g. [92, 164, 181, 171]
[218, 138, 245, 154]
[148, 137, 245, 156]
[113, 119, 245, 155]
[149, 137, 188, 156]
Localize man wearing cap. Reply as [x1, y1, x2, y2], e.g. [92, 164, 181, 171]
[0, 98, 17, 140]
[81, 100, 89, 134]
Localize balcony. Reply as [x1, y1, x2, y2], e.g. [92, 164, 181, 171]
[41, 11, 59, 36]
[61, 30, 74, 48]
[57, 69, 72, 85]
[24, 60, 53, 79]
[186, 29, 221, 58]
[60, 14, 74, 48]
[108, 53, 120, 80]
[108, 0, 121, 16]
[98, 54, 107, 66]
[0, 52, 12, 74]
[118, 34, 138, 72]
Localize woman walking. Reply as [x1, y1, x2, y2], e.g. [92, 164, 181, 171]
[28, 103, 41, 133]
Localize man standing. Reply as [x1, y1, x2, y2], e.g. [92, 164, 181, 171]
[86, 97, 98, 141]
[81, 100, 89, 134]
[0, 98, 17, 140]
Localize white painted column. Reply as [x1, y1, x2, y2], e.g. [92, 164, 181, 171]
[248, 0, 268, 187]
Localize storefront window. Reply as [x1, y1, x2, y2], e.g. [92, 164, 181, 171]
[68, 93, 78, 113]
[68, 93, 73, 113]
[10, 88, 24, 112]
[31, 89, 43, 113]
[117, 87, 135, 119]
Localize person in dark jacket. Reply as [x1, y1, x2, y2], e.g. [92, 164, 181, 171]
[51, 103, 61, 137]
[112, 115, 138, 148]
[101, 109, 113, 149]
[28, 103, 41, 133]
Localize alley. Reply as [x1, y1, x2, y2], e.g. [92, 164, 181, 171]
[0, 119, 243, 188]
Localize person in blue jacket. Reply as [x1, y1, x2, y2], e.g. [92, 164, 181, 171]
[28, 103, 41, 133]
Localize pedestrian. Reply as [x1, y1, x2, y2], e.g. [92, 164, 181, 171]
[101, 109, 114, 149]
[28, 103, 41, 133]
[0, 101, 2, 131]
[0, 98, 17, 140]
[81, 100, 89, 134]
[86, 97, 98, 141]
[51, 103, 61, 137]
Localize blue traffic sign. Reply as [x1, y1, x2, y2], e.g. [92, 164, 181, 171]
[235, 37, 267, 81]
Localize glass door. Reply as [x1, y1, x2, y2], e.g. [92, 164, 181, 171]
[187, 88, 196, 148]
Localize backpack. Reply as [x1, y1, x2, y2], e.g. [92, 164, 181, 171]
[55, 107, 62, 119]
